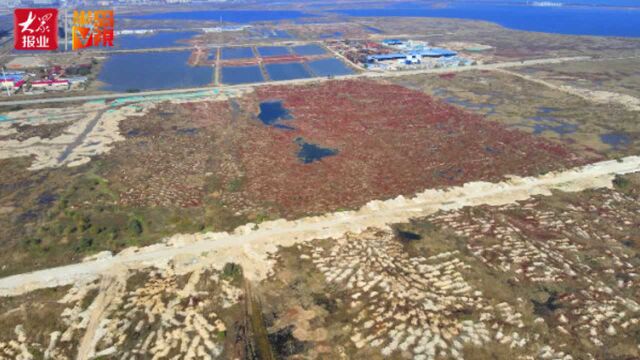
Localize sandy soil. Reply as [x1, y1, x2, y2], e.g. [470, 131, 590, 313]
[0, 89, 250, 170]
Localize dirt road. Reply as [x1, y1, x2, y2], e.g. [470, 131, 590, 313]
[1, 156, 639, 297]
[497, 68, 640, 112]
[76, 272, 126, 360]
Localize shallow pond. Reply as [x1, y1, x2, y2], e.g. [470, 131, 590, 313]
[221, 47, 255, 60]
[98, 51, 213, 91]
[221, 65, 265, 85]
[258, 100, 293, 126]
[257, 46, 290, 57]
[601, 132, 632, 148]
[265, 63, 312, 81]
[307, 58, 354, 77]
[531, 118, 579, 136]
[295, 138, 338, 164]
[292, 44, 327, 56]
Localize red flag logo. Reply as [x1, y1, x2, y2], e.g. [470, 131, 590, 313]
[14, 8, 58, 51]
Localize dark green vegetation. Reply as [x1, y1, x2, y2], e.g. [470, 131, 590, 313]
[0, 101, 261, 277]
[246, 284, 277, 360]
[0, 155, 223, 277]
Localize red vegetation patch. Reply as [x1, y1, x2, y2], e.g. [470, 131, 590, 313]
[233, 80, 592, 217]
[261, 54, 306, 64]
[439, 73, 457, 80]
[220, 55, 332, 66]
[220, 59, 260, 66]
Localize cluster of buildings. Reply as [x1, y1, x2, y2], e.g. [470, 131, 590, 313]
[0, 67, 89, 96]
[203, 25, 251, 33]
[0, 71, 28, 94]
[328, 38, 476, 72]
[30, 79, 71, 91]
[367, 39, 457, 62]
[365, 39, 474, 70]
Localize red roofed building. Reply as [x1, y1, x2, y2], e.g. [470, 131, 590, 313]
[31, 79, 70, 91]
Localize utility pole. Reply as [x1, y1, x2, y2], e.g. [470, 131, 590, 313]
[1, 67, 11, 97]
[65, 4, 69, 52]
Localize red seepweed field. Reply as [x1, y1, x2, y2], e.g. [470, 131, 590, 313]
[105, 79, 597, 218]
[231, 80, 597, 217]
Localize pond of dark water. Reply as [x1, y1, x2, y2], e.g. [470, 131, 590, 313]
[295, 138, 338, 164]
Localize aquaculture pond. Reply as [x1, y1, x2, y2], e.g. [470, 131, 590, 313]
[98, 51, 213, 91]
[295, 138, 338, 164]
[265, 63, 312, 81]
[292, 44, 327, 56]
[221, 65, 264, 85]
[320, 31, 344, 39]
[307, 58, 354, 77]
[221, 47, 255, 60]
[257, 46, 290, 57]
[116, 31, 197, 50]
